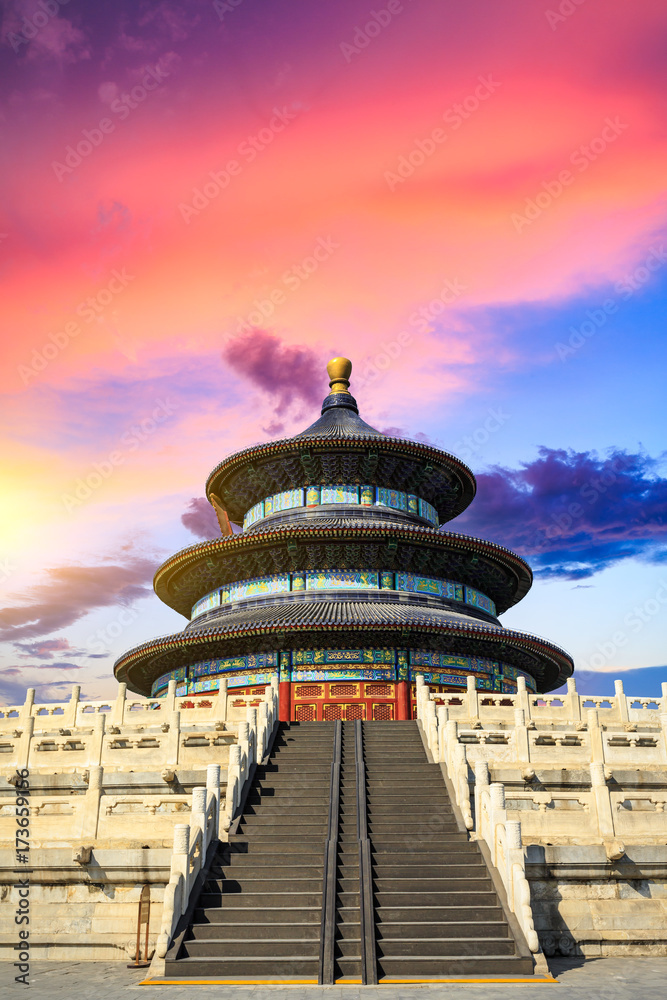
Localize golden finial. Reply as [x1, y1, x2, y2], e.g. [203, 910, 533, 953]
[327, 357, 352, 394]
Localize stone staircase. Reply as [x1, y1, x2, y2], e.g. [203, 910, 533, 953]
[164, 719, 533, 981]
[362, 721, 533, 977]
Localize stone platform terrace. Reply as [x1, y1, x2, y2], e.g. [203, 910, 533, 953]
[14, 957, 667, 999]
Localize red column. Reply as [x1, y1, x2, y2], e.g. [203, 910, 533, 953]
[279, 681, 291, 722]
[396, 680, 409, 720]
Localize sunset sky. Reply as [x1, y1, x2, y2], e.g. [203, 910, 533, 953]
[1, 0, 666, 706]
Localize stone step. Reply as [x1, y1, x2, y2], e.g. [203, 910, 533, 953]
[376, 905, 505, 922]
[377, 954, 535, 976]
[190, 922, 321, 941]
[199, 890, 322, 907]
[182, 938, 320, 958]
[374, 890, 498, 906]
[165, 956, 320, 978]
[376, 921, 510, 939]
[205, 878, 323, 893]
[194, 906, 321, 923]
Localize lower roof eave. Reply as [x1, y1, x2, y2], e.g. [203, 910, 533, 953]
[114, 618, 573, 697]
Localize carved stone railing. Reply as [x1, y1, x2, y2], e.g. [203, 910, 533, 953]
[476, 773, 540, 953]
[423, 675, 667, 728]
[155, 763, 220, 959]
[154, 679, 278, 963]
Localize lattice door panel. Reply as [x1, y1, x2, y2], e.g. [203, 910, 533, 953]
[294, 703, 317, 722]
[372, 702, 394, 721]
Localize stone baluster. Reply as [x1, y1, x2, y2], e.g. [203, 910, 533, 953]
[513, 708, 530, 763]
[587, 708, 604, 762]
[473, 759, 490, 839]
[191, 787, 207, 856]
[589, 761, 615, 840]
[213, 678, 228, 723]
[207, 764, 221, 835]
[436, 705, 448, 762]
[172, 824, 190, 913]
[19, 688, 35, 724]
[166, 711, 180, 767]
[164, 680, 177, 715]
[238, 722, 250, 781]
[445, 719, 458, 774]
[82, 765, 103, 840]
[17, 716, 34, 771]
[65, 685, 80, 727]
[614, 679, 629, 723]
[516, 676, 531, 719]
[111, 683, 127, 726]
[226, 744, 242, 823]
[566, 676, 581, 722]
[659, 715, 667, 766]
[90, 711, 105, 766]
[424, 699, 438, 759]
[466, 674, 479, 722]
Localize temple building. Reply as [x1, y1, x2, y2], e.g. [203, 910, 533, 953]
[115, 358, 573, 720]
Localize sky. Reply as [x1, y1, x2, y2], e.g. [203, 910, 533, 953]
[0, 0, 666, 707]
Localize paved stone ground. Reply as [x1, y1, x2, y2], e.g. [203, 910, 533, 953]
[3, 959, 667, 999]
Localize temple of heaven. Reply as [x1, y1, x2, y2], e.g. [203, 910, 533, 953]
[114, 357, 573, 721]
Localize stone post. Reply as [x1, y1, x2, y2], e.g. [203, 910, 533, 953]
[166, 711, 180, 767]
[65, 685, 80, 727]
[513, 708, 530, 764]
[191, 787, 207, 842]
[238, 722, 250, 779]
[111, 683, 127, 726]
[489, 783, 506, 869]
[91, 711, 105, 766]
[424, 699, 438, 759]
[661, 682, 667, 715]
[473, 759, 490, 839]
[19, 689, 35, 724]
[614, 679, 629, 723]
[466, 674, 479, 721]
[445, 719, 458, 774]
[590, 761, 615, 839]
[516, 676, 530, 718]
[226, 744, 242, 822]
[164, 680, 177, 715]
[587, 708, 604, 763]
[659, 715, 667, 766]
[213, 678, 228, 723]
[436, 705, 448, 762]
[172, 824, 190, 915]
[566, 676, 580, 722]
[206, 764, 221, 835]
[17, 716, 34, 770]
[82, 765, 103, 840]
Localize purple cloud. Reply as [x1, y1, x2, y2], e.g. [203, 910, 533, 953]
[451, 447, 667, 580]
[223, 330, 323, 417]
[181, 497, 219, 539]
[0, 555, 156, 642]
